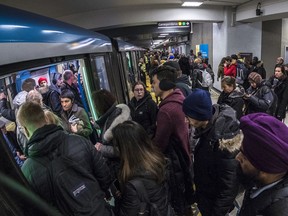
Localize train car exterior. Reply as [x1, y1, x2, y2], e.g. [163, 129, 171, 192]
[0, 4, 145, 215]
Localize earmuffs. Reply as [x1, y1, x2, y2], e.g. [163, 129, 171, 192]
[159, 79, 176, 91]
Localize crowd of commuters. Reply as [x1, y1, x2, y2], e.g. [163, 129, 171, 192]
[0, 51, 288, 216]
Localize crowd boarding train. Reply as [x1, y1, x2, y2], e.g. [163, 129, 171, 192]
[0, 4, 145, 215]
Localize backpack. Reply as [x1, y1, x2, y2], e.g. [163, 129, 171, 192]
[212, 104, 240, 140]
[129, 179, 174, 216]
[236, 61, 249, 85]
[198, 69, 213, 88]
[31, 137, 108, 216]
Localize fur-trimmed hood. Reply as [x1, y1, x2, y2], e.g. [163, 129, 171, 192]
[103, 104, 131, 142]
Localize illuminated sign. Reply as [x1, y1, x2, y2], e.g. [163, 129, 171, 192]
[158, 21, 191, 28]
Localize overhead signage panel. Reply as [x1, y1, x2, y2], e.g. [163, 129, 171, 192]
[157, 21, 191, 29]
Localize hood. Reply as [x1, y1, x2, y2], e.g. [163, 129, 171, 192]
[176, 74, 192, 86]
[159, 89, 184, 108]
[26, 125, 64, 157]
[13, 91, 27, 108]
[103, 104, 131, 142]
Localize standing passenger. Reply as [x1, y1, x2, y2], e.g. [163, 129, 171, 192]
[18, 102, 113, 216]
[128, 81, 158, 138]
[182, 89, 241, 216]
[151, 65, 192, 215]
[236, 113, 288, 216]
[112, 121, 171, 216]
[60, 89, 92, 138]
[267, 64, 288, 121]
[217, 76, 245, 120]
[93, 89, 131, 177]
[61, 70, 84, 108]
[243, 72, 275, 115]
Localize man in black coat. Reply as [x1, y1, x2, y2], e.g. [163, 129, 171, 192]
[183, 89, 241, 216]
[18, 102, 113, 216]
[236, 113, 288, 216]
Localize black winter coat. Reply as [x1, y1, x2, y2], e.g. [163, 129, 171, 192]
[217, 89, 244, 120]
[0, 98, 16, 121]
[268, 75, 288, 120]
[193, 110, 240, 216]
[239, 175, 288, 216]
[22, 125, 113, 216]
[128, 93, 157, 138]
[42, 86, 62, 116]
[245, 81, 274, 115]
[119, 175, 169, 216]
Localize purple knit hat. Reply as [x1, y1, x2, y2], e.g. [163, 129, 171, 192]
[240, 113, 288, 173]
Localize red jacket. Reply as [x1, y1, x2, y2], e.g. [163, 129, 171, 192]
[224, 63, 237, 77]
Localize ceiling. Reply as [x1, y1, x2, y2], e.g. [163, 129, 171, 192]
[0, 0, 254, 48]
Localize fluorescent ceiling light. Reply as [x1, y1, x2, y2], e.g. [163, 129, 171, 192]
[160, 33, 169, 36]
[182, 2, 203, 7]
[158, 35, 166, 38]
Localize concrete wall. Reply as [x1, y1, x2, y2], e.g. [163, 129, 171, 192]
[212, 7, 262, 90]
[262, 19, 282, 77]
[282, 18, 288, 63]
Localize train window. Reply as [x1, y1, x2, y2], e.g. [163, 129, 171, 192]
[93, 56, 110, 91]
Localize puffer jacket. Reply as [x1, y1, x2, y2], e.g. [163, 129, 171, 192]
[217, 87, 245, 120]
[128, 92, 158, 138]
[245, 81, 274, 115]
[239, 175, 288, 216]
[22, 124, 113, 215]
[119, 174, 170, 216]
[193, 106, 240, 216]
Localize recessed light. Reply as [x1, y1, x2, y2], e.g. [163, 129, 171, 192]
[182, 2, 203, 7]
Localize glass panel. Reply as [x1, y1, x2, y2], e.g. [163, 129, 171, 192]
[94, 56, 110, 91]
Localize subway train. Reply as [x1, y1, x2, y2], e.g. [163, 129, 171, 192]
[0, 4, 145, 215]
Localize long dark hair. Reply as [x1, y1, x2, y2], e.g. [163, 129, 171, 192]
[112, 121, 166, 184]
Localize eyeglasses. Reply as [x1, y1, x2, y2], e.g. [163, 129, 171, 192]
[134, 88, 144, 92]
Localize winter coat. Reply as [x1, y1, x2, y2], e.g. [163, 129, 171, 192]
[239, 175, 288, 216]
[175, 75, 192, 97]
[252, 61, 266, 79]
[224, 63, 237, 77]
[193, 106, 240, 216]
[96, 104, 131, 159]
[21, 125, 113, 215]
[153, 89, 189, 156]
[40, 85, 61, 116]
[153, 89, 191, 215]
[191, 63, 214, 90]
[244, 81, 274, 115]
[268, 75, 288, 120]
[60, 103, 92, 138]
[119, 174, 170, 216]
[0, 98, 16, 121]
[128, 92, 158, 138]
[217, 64, 224, 81]
[217, 87, 244, 120]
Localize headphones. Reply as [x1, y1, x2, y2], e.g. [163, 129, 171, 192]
[159, 79, 176, 91]
[155, 65, 177, 91]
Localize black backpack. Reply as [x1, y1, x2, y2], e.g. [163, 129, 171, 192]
[31, 136, 109, 216]
[129, 179, 174, 216]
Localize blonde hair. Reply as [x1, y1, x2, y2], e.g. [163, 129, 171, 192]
[44, 110, 62, 127]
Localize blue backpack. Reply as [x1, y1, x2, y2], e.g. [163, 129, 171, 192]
[236, 61, 249, 85]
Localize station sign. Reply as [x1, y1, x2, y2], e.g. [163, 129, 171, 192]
[158, 21, 191, 28]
